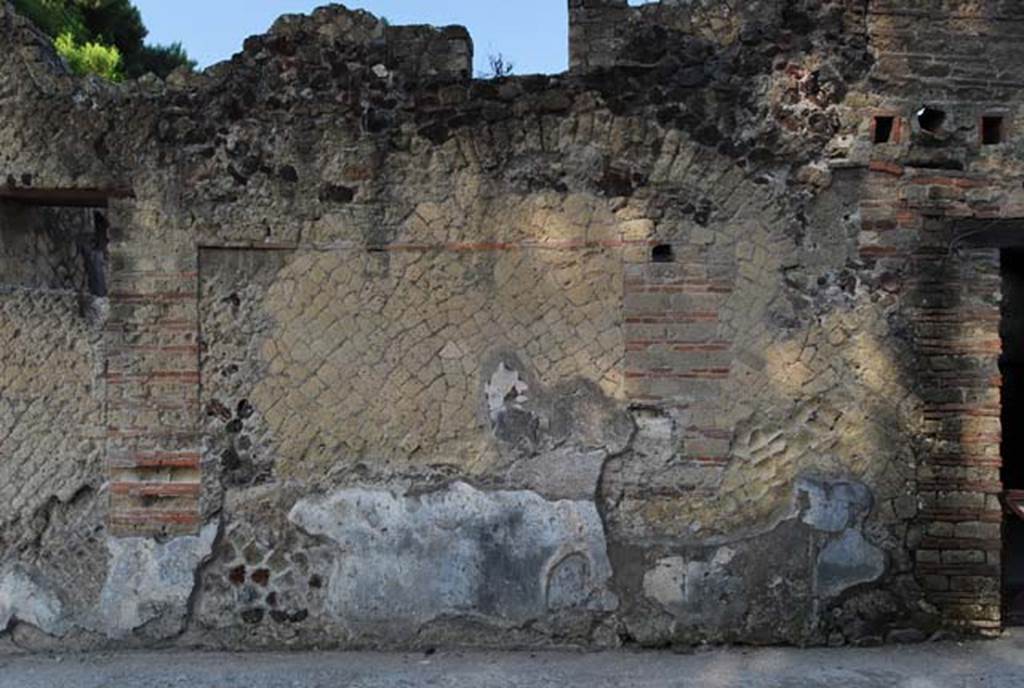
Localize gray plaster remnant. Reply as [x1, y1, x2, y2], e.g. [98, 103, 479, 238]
[483, 357, 635, 501]
[0, 566, 66, 637]
[630, 409, 678, 465]
[643, 548, 740, 614]
[288, 482, 617, 636]
[642, 556, 688, 608]
[816, 529, 886, 599]
[505, 446, 609, 501]
[98, 523, 218, 638]
[635, 477, 885, 639]
[546, 553, 594, 611]
[797, 478, 873, 534]
[795, 478, 885, 599]
[483, 357, 634, 461]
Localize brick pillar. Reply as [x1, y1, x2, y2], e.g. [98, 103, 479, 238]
[861, 162, 1004, 633]
[910, 245, 1003, 633]
[103, 201, 201, 536]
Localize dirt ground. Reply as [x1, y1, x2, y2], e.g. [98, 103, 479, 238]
[2, 631, 1024, 688]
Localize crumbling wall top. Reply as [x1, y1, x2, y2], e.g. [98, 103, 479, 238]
[245, 5, 473, 83]
[569, 0, 864, 73]
[569, 0, 752, 73]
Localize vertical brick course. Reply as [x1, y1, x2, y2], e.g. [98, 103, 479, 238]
[623, 241, 734, 478]
[104, 212, 201, 536]
[862, 163, 1005, 633]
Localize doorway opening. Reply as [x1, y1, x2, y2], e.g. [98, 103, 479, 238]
[1000, 248, 1024, 625]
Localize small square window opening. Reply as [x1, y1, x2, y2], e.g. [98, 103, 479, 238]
[873, 116, 895, 144]
[983, 116, 1006, 145]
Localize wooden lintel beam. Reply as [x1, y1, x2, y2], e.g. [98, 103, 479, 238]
[0, 187, 134, 207]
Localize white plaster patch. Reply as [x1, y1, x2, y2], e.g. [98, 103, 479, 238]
[643, 547, 737, 609]
[0, 567, 65, 637]
[711, 546, 735, 568]
[289, 482, 616, 635]
[632, 410, 677, 464]
[643, 556, 687, 607]
[484, 363, 529, 421]
[798, 478, 872, 533]
[97, 523, 218, 638]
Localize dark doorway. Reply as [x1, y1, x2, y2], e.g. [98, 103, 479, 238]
[1000, 248, 1024, 625]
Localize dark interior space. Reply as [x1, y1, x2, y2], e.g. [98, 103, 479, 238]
[982, 116, 1005, 146]
[651, 243, 674, 263]
[1000, 248, 1024, 625]
[873, 115, 895, 144]
[917, 106, 947, 134]
[0, 202, 108, 298]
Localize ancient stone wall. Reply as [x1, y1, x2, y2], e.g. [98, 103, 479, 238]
[2, 0, 1024, 651]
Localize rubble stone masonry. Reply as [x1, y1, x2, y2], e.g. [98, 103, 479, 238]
[2, 0, 1024, 650]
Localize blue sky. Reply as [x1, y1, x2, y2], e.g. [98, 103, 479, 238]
[133, 1, 573, 76]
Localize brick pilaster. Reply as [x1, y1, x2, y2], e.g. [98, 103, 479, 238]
[103, 205, 201, 536]
[623, 241, 734, 478]
[861, 162, 1005, 633]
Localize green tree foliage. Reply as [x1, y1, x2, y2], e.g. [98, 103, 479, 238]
[11, 0, 83, 38]
[54, 30, 123, 81]
[132, 42, 193, 79]
[12, 0, 194, 80]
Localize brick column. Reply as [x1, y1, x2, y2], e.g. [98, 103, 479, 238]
[861, 162, 1004, 633]
[910, 244, 1003, 633]
[103, 202, 201, 536]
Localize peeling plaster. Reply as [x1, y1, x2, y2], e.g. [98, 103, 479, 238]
[798, 478, 873, 534]
[816, 529, 887, 599]
[97, 523, 218, 638]
[0, 567, 66, 638]
[289, 482, 617, 636]
[485, 363, 529, 422]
